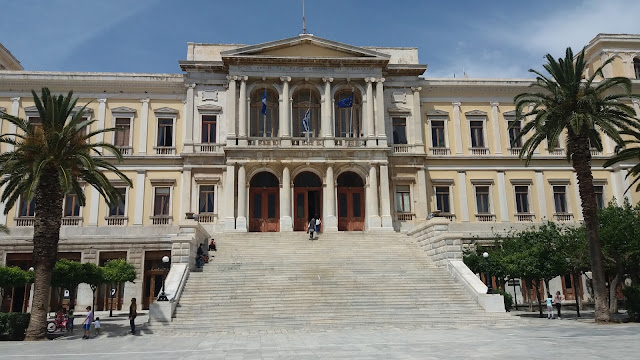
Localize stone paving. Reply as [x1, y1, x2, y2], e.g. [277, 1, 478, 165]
[2, 314, 640, 359]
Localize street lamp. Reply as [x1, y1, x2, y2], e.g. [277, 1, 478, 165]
[157, 256, 170, 301]
[483, 251, 493, 294]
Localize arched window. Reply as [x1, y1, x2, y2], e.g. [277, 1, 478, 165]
[250, 88, 279, 137]
[634, 58, 640, 79]
[334, 90, 362, 138]
[291, 89, 321, 138]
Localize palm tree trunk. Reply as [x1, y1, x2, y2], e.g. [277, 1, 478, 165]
[25, 167, 63, 341]
[570, 133, 610, 323]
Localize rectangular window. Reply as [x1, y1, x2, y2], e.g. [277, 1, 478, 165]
[198, 185, 215, 213]
[553, 186, 568, 213]
[508, 120, 522, 148]
[515, 186, 530, 213]
[114, 118, 131, 147]
[63, 193, 81, 217]
[109, 187, 127, 216]
[395, 185, 411, 213]
[594, 185, 605, 209]
[475, 186, 490, 214]
[153, 187, 171, 216]
[201, 115, 217, 143]
[392, 118, 407, 144]
[28, 116, 42, 133]
[470, 120, 485, 148]
[157, 118, 173, 147]
[431, 120, 446, 148]
[435, 186, 451, 213]
[19, 197, 35, 217]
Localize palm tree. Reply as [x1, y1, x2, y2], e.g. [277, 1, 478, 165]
[0, 88, 132, 340]
[604, 126, 640, 192]
[513, 48, 639, 322]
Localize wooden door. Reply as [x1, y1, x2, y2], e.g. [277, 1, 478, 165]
[337, 187, 365, 231]
[294, 188, 322, 231]
[249, 188, 279, 232]
[143, 271, 164, 309]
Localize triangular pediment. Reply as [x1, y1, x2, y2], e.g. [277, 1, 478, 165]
[426, 109, 449, 117]
[465, 110, 487, 116]
[503, 110, 517, 117]
[153, 107, 179, 115]
[221, 34, 391, 61]
[111, 106, 137, 114]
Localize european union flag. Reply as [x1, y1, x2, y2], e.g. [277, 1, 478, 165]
[337, 93, 353, 108]
[260, 89, 267, 115]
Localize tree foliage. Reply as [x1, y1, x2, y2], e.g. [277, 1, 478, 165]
[0, 266, 31, 288]
[102, 259, 136, 284]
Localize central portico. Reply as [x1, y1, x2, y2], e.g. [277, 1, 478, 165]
[179, 33, 427, 233]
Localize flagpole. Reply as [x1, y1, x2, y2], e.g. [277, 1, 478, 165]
[350, 88, 354, 139]
[302, 0, 306, 34]
[263, 87, 267, 137]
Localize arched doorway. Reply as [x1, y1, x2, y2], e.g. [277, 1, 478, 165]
[293, 172, 323, 231]
[337, 171, 365, 231]
[249, 172, 280, 232]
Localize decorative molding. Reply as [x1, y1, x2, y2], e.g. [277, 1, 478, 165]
[503, 110, 517, 117]
[387, 106, 411, 115]
[149, 178, 177, 186]
[426, 109, 449, 116]
[153, 107, 179, 115]
[548, 178, 571, 185]
[510, 179, 533, 185]
[197, 104, 223, 113]
[470, 179, 494, 185]
[464, 110, 488, 116]
[111, 106, 137, 115]
[392, 92, 406, 104]
[431, 178, 455, 185]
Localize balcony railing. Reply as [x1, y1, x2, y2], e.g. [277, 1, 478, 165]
[334, 137, 366, 147]
[15, 217, 35, 227]
[197, 213, 216, 223]
[590, 149, 601, 156]
[549, 148, 565, 156]
[430, 147, 451, 156]
[475, 214, 496, 222]
[516, 213, 535, 222]
[509, 147, 522, 156]
[151, 215, 172, 225]
[154, 146, 176, 155]
[396, 213, 415, 221]
[553, 213, 573, 222]
[436, 213, 455, 221]
[196, 143, 223, 153]
[291, 137, 324, 147]
[247, 137, 279, 146]
[393, 144, 410, 153]
[470, 147, 489, 155]
[116, 146, 132, 155]
[105, 216, 128, 226]
[61, 216, 82, 226]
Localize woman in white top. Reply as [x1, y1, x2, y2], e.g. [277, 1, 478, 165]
[554, 291, 564, 319]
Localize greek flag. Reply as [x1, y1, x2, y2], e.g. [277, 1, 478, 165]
[302, 109, 311, 133]
[337, 93, 353, 108]
[260, 89, 267, 115]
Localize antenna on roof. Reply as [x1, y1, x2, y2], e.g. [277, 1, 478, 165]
[302, 0, 307, 34]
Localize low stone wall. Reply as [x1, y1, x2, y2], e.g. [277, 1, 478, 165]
[406, 218, 464, 267]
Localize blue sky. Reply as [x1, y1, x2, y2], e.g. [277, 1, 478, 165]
[2, 0, 640, 78]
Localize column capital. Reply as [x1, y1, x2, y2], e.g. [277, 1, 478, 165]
[322, 77, 334, 83]
[136, 169, 146, 175]
[365, 77, 375, 83]
[140, 98, 150, 104]
[377, 77, 386, 83]
[10, 97, 20, 102]
[280, 76, 292, 83]
[226, 75, 238, 82]
[632, 98, 640, 105]
[452, 101, 461, 107]
[490, 102, 500, 108]
[97, 98, 107, 103]
[411, 86, 422, 92]
[239, 76, 248, 82]
[185, 83, 196, 89]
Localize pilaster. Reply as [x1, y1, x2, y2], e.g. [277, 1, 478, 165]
[412, 87, 424, 147]
[280, 166, 293, 231]
[133, 170, 146, 225]
[375, 78, 387, 146]
[535, 171, 548, 220]
[180, 167, 192, 219]
[238, 77, 248, 146]
[497, 171, 509, 222]
[452, 102, 463, 154]
[137, 99, 149, 155]
[184, 84, 196, 153]
[88, 187, 100, 226]
[490, 102, 502, 154]
[367, 164, 381, 229]
[379, 164, 393, 230]
[7, 97, 19, 152]
[457, 171, 469, 222]
[226, 76, 237, 146]
[323, 165, 337, 232]
[279, 76, 292, 147]
[322, 77, 334, 147]
[224, 164, 236, 231]
[236, 164, 247, 231]
[572, 173, 583, 221]
[96, 98, 107, 145]
[365, 78, 376, 146]
[415, 168, 428, 220]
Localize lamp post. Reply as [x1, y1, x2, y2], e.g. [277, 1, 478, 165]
[157, 256, 170, 301]
[483, 251, 493, 294]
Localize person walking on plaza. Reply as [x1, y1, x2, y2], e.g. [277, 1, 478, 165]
[129, 298, 137, 334]
[81, 306, 93, 339]
[315, 216, 321, 234]
[546, 293, 554, 319]
[93, 317, 101, 335]
[554, 291, 565, 319]
[308, 217, 315, 240]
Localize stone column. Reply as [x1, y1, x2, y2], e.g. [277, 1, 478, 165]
[535, 171, 548, 220]
[415, 168, 428, 220]
[379, 164, 393, 230]
[236, 164, 247, 231]
[412, 87, 424, 148]
[611, 169, 624, 206]
[133, 170, 146, 225]
[184, 84, 195, 153]
[226, 76, 237, 146]
[322, 77, 334, 147]
[323, 165, 337, 232]
[88, 187, 100, 226]
[365, 78, 376, 146]
[457, 171, 469, 221]
[280, 166, 293, 231]
[7, 97, 19, 152]
[497, 171, 509, 222]
[490, 102, 502, 154]
[367, 164, 381, 229]
[375, 78, 387, 146]
[180, 167, 192, 220]
[237, 77, 248, 146]
[279, 76, 292, 147]
[224, 164, 236, 231]
[137, 99, 149, 155]
[96, 98, 107, 144]
[452, 102, 463, 154]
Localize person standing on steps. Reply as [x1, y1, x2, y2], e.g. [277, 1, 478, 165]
[315, 215, 321, 234]
[129, 298, 137, 334]
[308, 217, 315, 240]
[554, 291, 564, 319]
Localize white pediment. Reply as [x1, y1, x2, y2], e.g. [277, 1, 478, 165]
[426, 109, 449, 117]
[154, 107, 179, 115]
[24, 105, 38, 112]
[111, 106, 137, 114]
[197, 104, 223, 113]
[387, 106, 412, 115]
[503, 110, 517, 117]
[465, 110, 487, 116]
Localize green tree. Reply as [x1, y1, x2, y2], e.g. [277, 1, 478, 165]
[513, 48, 640, 322]
[102, 259, 136, 317]
[604, 126, 640, 192]
[82, 262, 104, 311]
[557, 225, 589, 316]
[0, 266, 30, 289]
[0, 224, 8, 234]
[50, 259, 85, 309]
[0, 88, 132, 340]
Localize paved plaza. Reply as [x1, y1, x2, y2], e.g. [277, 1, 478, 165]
[2, 315, 639, 359]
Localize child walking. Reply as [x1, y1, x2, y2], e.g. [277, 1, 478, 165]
[545, 293, 554, 319]
[94, 317, 101, 335]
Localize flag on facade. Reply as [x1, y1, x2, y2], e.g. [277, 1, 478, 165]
[302, 108, 311, 133]
[337, 93, 353, 108]
[261, 89, 267, 115]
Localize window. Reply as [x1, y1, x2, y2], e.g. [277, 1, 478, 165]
[508, 119, 522, 148]
[395, 185, 411, 213]
[470, 120, 485, 148]
[435, 186, 451, 213]
[634, 58, 640, 79]
[157, 118, 173, 147]
[114, 118, 131, 147]
[153, 187, 171, 216]
[109, 187, 127, 216]
[63, 193, 80, 217]
[292, 90, 320, 137]
[250, 89, 279, 137]
[199, 185, 215, 213]
[553, 186, 568, 213]
[19, 197, 35, 217]
[515, 186, 530, 213]
[430, 120, 446, 148]
[475, 186, 491, 214]
[392, 118, 407, 144]
[594, 185, 605, 209]
[201, 115, 217, 143]
[334, 90, 362, 138]
[28, 116, 42, 133]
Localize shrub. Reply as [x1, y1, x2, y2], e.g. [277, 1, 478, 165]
[622, 285, 640, 322]
[495, 289, 514, 312]
[0, 313, 30, 341]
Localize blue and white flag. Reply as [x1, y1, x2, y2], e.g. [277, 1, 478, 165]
[260, 89, 267, 115]
[337, 93, 353, 108]
[302, 109, 311, 133]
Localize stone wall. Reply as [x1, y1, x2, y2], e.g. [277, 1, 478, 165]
[407, 218, 463, 267]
